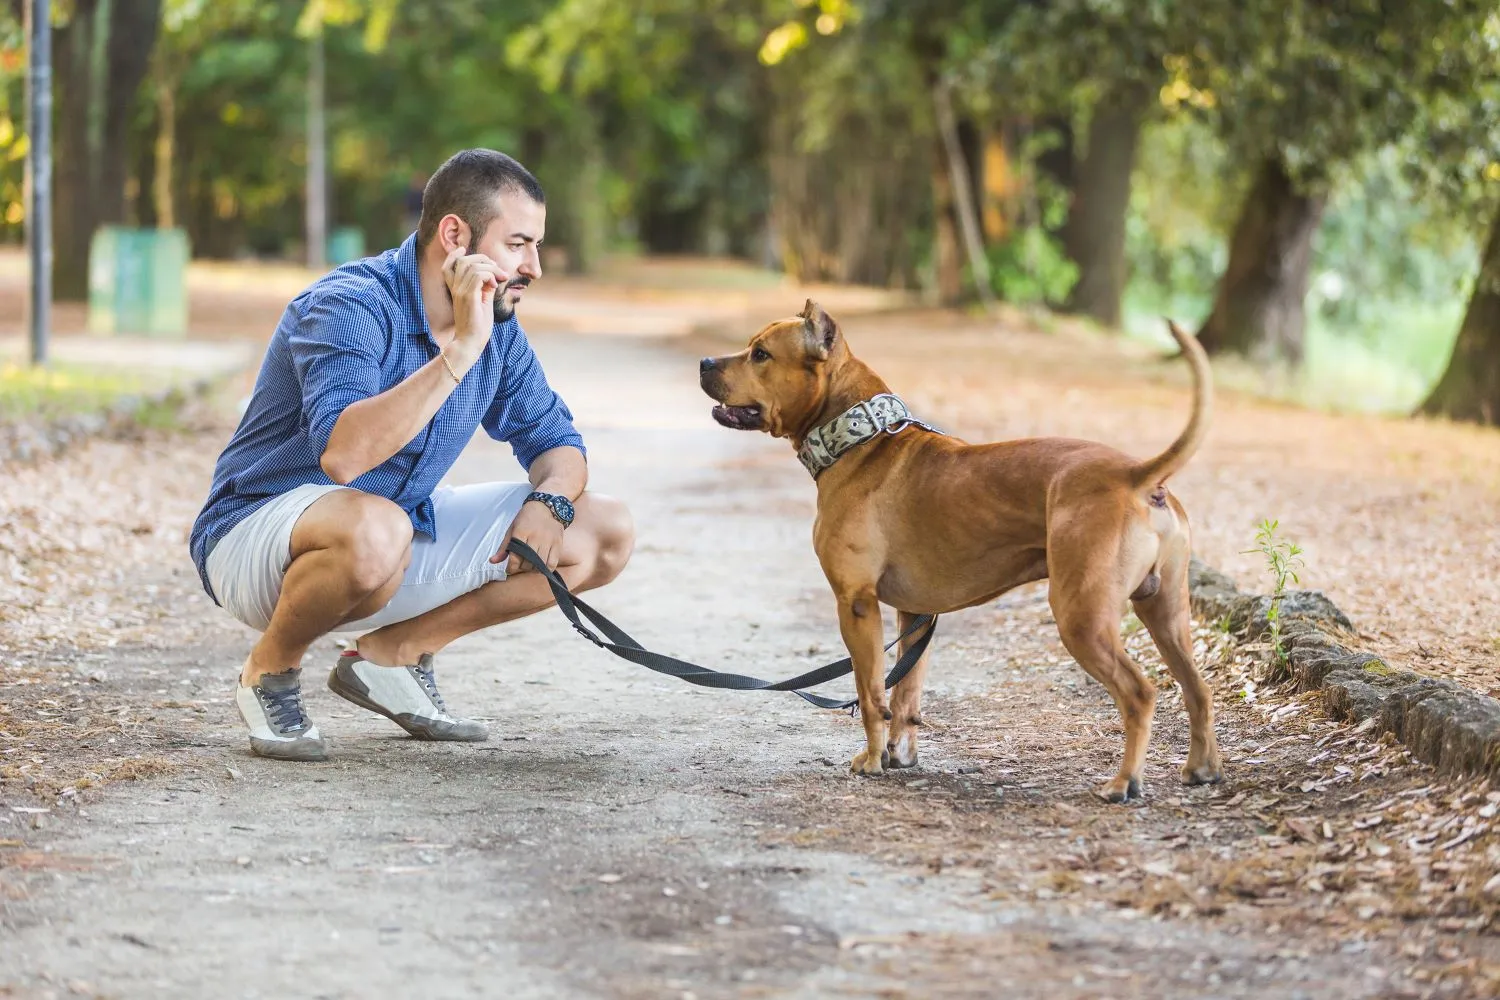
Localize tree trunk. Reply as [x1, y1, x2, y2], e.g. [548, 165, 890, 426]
[305, 30, 327, 270]
[1062, 89, 1148, 328]
[52, 0, 101, 301]
[930, 147, 963, 305]
[932, 79, 994, 311]
[51, 0, 160, 300]
[1420, 208, 1500, 425]
[98, 0, 158, 229]
[1197, 156, 1326, 364]
[152, 68, 175, 229]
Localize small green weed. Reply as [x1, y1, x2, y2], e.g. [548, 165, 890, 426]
[1244, 518, 1306, 668]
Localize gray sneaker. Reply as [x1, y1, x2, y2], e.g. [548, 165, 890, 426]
[235, 669, 328, 762]
[327, 652, 488, 742]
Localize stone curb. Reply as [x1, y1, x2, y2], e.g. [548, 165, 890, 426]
[1189, 558, 1500, 782]
[0, 375, 219, 467]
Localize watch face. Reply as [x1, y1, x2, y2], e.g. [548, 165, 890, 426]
[533, 492, 574, 524]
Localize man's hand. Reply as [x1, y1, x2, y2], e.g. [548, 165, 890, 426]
[494, 500, 565, 575]
[442, 247, 508, 356]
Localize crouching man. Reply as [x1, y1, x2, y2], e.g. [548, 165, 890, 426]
[188, 149, 633, 761]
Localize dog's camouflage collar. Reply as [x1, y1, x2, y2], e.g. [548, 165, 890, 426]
[797, 393, 939, 479]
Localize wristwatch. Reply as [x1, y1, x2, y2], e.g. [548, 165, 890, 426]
[525, 491, 575, 527]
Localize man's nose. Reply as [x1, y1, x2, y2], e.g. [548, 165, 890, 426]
[521, 246, 542, 279]
[699, 357, 717, 375]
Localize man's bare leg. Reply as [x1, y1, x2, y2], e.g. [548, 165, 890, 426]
[242, 490, 415, 686]
[353, 494, 634, 667]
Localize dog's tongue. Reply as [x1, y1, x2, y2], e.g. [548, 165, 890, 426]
[712, 404, 761, 430]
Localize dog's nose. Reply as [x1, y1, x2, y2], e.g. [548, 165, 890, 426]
[699, 357, 717, 374]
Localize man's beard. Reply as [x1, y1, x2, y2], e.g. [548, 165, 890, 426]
[493, 278, 531, 322]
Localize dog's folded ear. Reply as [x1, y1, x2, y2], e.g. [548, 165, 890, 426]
[800, 299, 840, 360]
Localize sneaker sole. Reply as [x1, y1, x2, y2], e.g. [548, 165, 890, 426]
[327, 664, 489, 742]
[249, 735, 329, 762]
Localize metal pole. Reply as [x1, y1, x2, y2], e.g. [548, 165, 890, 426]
[305, 29, 326, 271]
[26, 0, 52, 366]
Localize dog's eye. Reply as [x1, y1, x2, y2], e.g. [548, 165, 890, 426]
[751, 347, 771, 363]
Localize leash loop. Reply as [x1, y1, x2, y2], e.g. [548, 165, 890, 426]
[506, 539, 936, 711]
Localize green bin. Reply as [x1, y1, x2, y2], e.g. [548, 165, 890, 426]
[327, 227, 366, 267]
[87, 226, 189, 337]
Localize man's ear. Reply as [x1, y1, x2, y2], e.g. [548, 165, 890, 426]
[439, 214, 472, 254]
[799, 299, 840, 360]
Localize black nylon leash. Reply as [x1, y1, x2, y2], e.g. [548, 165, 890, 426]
[505, 539, 937, 712]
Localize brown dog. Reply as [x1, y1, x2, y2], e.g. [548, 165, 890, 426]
[699, 301, 1222, 802]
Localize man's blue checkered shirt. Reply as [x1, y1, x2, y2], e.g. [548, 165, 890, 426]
[188, 234, 585, 604]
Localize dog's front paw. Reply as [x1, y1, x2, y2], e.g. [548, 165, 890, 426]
[885, 727, 919, 769]
[849, 748, 885, 776]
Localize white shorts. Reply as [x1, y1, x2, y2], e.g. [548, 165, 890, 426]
[205, 481, 533, 634]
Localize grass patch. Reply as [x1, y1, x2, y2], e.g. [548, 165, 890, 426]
[0, 361, 165, 424]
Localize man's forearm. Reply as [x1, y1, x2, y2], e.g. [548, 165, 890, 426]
[319, 343, 480, 485]
[527, 445, 588, 500]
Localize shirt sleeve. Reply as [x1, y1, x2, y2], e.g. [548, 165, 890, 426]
[287, 291, 388, 459]
[481, 320, 587, 470]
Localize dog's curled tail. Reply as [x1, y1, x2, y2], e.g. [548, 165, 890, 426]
[1132, 319, 1213, 489]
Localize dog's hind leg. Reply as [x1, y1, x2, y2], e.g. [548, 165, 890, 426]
[1132, 529, 1223, 786]
[886, 610, 932, 769]
[836, 587, 891, 776]
[1053, 610, 1157, 802]
[1047, 524, 1157, 802]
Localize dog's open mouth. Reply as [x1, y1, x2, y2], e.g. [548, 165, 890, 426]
[711, 404, 763, 430]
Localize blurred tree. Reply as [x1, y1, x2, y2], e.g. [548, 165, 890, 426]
[762, 5, 935, 289]
[34, 0, 164, 300]
[1198, 154, 1326, 364]
[971, 0, 1186, 324]
[1190, 0, 1496, 363]
[764, 0, 1020, 297]
[506, 0, 769, 272]
[148, 0, 274, 232]
[1415, 36, 1500, 424]
[1422, 205, 1500, 424]
[0, 9, 22, 244]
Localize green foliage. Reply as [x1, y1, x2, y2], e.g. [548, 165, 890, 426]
[1180, 0, 1500, 189]
[502, 0, 770, 264]
[0, 0, 1495, 391]
[965, 0, 1183, 117]
[1308, 148, 1479, 334]
[0, 6, 26, 243]
[1122, 116, 1236, 318]
[984, 226, 1079, 308]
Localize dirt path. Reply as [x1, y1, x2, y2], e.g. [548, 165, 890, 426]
[3, 328, 1498, 998]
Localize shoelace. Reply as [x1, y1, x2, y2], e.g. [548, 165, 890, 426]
[413, 664, 448, 713]
[258, 684, 309, 733]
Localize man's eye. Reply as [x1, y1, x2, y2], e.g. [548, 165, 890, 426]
[751, 347, 771, 362]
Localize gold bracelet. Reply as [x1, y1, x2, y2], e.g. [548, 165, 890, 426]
[438, 349, 462, 385]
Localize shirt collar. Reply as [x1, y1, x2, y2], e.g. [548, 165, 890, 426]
[395, 233, 432, 340]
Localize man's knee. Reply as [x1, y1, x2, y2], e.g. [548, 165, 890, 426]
[578, 493, 634, 586]
[331, 496, 413, 593]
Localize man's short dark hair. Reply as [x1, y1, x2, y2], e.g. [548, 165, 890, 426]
[416, 149, 545, 251]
